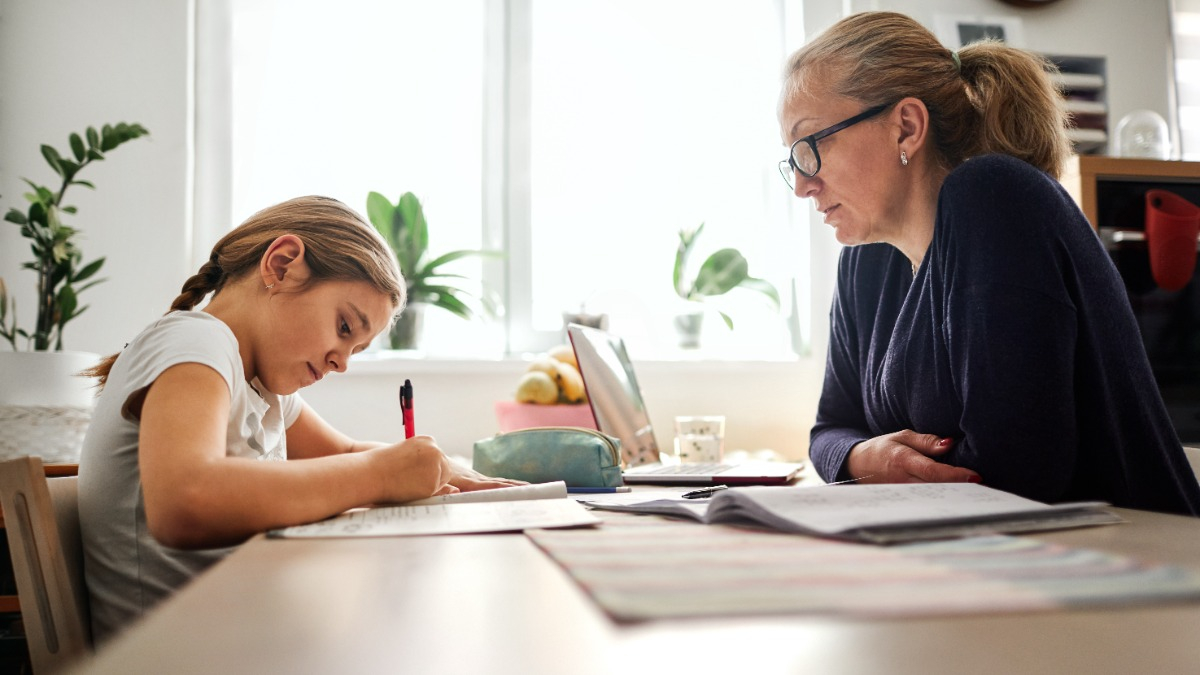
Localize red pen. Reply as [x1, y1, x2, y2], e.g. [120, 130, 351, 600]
[401, 379, 415, 439]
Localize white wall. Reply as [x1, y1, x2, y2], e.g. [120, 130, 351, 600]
[0, 0, 1177, 464]
[851, 0, 1173, 134]
[0, 0, 191, 356]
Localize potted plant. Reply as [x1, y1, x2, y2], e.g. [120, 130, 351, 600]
[365, 191, 501, 350]
[672, 222, 780, 348]
[0, 121, 148, 461]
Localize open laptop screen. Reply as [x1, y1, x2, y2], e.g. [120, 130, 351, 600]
[566, 324, 661, 466]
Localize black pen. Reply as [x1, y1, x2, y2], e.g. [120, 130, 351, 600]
[681, 485, 728, 499]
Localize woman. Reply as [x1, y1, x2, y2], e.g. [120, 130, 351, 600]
[78, 195, 520, 644]
[782, 12, 1200, 514]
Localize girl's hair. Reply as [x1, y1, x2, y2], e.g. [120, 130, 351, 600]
[782, 11, 1072, 178]
[85, 195, 404, 387]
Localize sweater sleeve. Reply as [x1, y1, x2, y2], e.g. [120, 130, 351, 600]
[809, 245, 902, 482]
[934, 157, 1082, 502]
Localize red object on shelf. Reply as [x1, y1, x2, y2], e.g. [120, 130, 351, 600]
[493, 400, 596, 432]
[1145, 189, 1200, 292]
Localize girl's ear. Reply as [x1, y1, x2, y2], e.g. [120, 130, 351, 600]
[260, 234, 310, 290]
[894, 96, 931, 160]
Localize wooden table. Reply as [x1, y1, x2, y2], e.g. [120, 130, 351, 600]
[69, 504, 1200, 675]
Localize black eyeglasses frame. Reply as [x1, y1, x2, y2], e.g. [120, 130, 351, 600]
[779, 101, 897, 187]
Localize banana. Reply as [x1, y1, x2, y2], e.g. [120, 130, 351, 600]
[554, 361, 586, 403]
[547, 344, 578, 370]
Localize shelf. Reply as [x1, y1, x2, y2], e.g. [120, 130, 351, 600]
[1061, 155, 1200, 228]
[1047, 54, 1108, 156]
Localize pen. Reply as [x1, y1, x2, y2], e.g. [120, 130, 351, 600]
[681, 484, 728, 499]
[400, 379, 415, 439]
[567, 486, 633, 494]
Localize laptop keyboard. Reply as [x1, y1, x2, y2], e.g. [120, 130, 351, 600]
[636, 462, 731, 475]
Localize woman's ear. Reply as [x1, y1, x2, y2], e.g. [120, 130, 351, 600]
[894, 97, 931, 160]
[260, 234, 310, 290]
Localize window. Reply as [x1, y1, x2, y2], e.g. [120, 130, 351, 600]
[1176, 0, 1200, 159]
[215, 0, 807, 359]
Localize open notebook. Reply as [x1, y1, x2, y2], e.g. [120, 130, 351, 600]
[566, 324, 804, 485]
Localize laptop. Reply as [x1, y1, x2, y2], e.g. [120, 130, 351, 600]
[566, 324, 805, 486]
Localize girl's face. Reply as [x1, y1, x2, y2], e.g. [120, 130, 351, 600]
[253, 279, 395, 395]
[779, 87, 907, 247]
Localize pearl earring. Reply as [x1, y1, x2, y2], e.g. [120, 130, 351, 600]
[900, 151, 909, 167]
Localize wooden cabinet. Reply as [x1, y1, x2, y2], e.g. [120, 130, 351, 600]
[1061, 155, 1200, 229]
[1060, 155, 1200, 444]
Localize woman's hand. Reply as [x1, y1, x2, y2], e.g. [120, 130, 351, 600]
[845, 430, 981, 484]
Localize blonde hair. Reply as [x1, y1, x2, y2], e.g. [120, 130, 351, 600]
[86, 196, 404, 387]
[783, 11, 1072, 178]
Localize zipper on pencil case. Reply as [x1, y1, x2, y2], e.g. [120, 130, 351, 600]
[498, 426, 621, 466]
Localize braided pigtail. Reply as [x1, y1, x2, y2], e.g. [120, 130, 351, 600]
[170, 254, 226, 312]
[85, 254, 226, 389]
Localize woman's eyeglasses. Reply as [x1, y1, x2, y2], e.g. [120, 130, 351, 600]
[778, 102, 895, 189]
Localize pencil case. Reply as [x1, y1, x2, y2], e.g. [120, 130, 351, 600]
[472, 426, 624, 488]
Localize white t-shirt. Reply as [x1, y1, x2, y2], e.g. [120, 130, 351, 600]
[78, 311, 302, 645]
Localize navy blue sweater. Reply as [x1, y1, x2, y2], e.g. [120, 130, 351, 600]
[810, 154, 1200, 515]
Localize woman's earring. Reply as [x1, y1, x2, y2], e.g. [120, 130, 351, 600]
[900, 151, 909, 167]
[265, 283, 276, 290]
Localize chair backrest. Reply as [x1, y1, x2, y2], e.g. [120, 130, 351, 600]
[0, 456, 91, 673]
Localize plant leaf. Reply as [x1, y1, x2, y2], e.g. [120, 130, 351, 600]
[41, 145, 65, 177]
[737, 276, 781, 308]
[424, 288, 474, 319]
[423, 248, 501, 273]
[365, 192, 399, 251]
[4, 209, 27, 225]
[73, 257, 105, 283]
[717, 309, 734, 330]
[70, 133, 86, 162]
[397, 192, 428, 271]
[57, 285, 78, 321]
[693, 248, 749, 297]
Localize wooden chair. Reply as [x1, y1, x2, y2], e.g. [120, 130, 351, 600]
[0, 457, 91, 673]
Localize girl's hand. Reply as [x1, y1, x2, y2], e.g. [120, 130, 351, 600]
[845, 430, 981, 484]
[370, 436, 459, 502]
[447, 464, 528, 492]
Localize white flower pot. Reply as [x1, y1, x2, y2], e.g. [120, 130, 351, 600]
[0, 351, 100, 463]
[0, 351, 100, 407]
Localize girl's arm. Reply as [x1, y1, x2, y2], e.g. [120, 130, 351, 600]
[286, 399, 527, 489]
[138, 363, 456, 550]
[285, 401, 385, 458]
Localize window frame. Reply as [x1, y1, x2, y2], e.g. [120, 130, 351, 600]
[195, 0, 824, 360]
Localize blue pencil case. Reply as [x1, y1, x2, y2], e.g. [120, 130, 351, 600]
[472, 426, 624, 488]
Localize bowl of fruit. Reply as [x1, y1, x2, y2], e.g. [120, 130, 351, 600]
[494, 344, 596, 431]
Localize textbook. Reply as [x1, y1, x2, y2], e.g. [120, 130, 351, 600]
[577, 483, 1123, 544]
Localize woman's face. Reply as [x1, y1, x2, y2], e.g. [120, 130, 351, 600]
[253, 279, 395, 395]
[779, 86, 906, 246]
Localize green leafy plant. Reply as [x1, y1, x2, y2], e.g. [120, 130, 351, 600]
[366, 191, 501, 349]
[673, 222, 780, 329]
[1, 122, 149, 351]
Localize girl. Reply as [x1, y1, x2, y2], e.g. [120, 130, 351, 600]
[78, 195, 519, 644]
